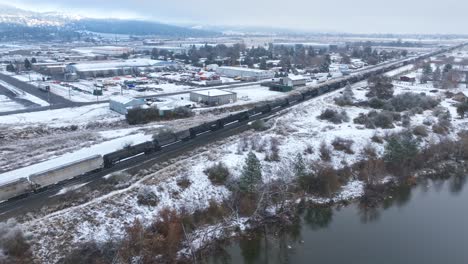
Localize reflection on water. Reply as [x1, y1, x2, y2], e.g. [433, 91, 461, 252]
[207, 175, 468, 264]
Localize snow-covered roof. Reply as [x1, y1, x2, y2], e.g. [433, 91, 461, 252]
[191, 89, 235, 97]
[110, 95, 140, 105]
[286, 75, 307, 81]
[67, 59, 173, 72]
[217, 66, 270, 73]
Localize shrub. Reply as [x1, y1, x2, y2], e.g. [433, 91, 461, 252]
[332, 137, 355, 154]
[0, 220, 33, 264]
[372, 111, 395, 129]
[126, 107, 192, 125]
[204, 162, 230, 185]
[368, 97, 386, 109]
[319, 142, 332, 161]
[303, 164, 342, 197]
[63, 241, 116, 264]
[390, 92, 439, 112]
[137, 187, 160, 206]
[384, 132, 420, 176]
[176, 175, 191, 190]
[318, 109, 349, 124]
[265, 137, 280, 162]
[413, 125, 428, 137]
[456, 102, 468, 118]
[432, 124, 449, 135]
[402, 114, 411, 127]
[371, 133, 384, 144]
[367, 75, 394, 99]
[334, 84, 354, 106]
[251, 119, 268, 131]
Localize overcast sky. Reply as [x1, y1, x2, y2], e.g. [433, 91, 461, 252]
[3, 0, 466, 34]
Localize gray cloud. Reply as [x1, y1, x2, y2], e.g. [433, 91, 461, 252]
[3, 0, 467, 34]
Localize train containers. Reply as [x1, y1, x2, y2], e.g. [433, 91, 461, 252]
[0, 178, 31, 202]
[218, 111, 250, 128]
[250, 104, 271, 115]
[269, 98, 289, 110]
[288, 93, 304, 104]
[103, 142, 153, 168]
[189, 121, 220, 138]
[30, 155, 103, 187]
[175, 130, 191, 142]
[153, 131, 179, 150]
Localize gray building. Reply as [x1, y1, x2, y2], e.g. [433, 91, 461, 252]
[282, 75, 307, 87]
[216, 66, 274, 80]
[190, 89, 237, 106]
[109, 96, 146, 115]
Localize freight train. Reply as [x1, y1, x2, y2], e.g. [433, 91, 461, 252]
[0, 44, 464, 202]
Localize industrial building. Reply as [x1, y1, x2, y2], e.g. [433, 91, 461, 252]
[190, 89, 237, 106]
[109, 96, 146, 115]
[216, 66, 274, 80]
[65, 59, 179, 79]
[282, 75, 307, 87]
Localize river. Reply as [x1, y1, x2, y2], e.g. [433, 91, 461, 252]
[208, 176, 468, 264]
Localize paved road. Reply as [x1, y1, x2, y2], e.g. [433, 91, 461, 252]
[0, 73, 73, 105]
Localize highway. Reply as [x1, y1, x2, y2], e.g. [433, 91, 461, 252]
[0, 44, 463, 220]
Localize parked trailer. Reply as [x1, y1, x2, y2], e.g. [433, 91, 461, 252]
[29, 155, 103, 187]
[103, 142, 153, 168]
[0, 178, 31, 202]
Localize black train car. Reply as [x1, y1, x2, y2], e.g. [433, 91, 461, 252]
[189, 121, 220, 138]
[218, 111, 250, 128]
[103, 141, 154, 168]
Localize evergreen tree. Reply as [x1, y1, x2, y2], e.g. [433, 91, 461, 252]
[384, 134, 419, 169]
[259, 58, 268, 70]
[293, 153, 307, 179]
[24, 59, 31, 70]
[457, 102, 468, 118]
[433, 66, 442, 82]
[6, 63, 15, 72]
[31, 57, 37, 64]
[239, 152, 262, 193]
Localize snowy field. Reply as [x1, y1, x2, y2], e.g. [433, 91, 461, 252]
[0, 95, 25, 112]
[0, 103, 122, 128]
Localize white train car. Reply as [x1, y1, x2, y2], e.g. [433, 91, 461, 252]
[29, 155, 103, 187]
[0, 178, 31, 202]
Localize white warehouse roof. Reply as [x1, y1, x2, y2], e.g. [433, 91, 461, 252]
[191, 89, 235, 97]
[217, 66, 270, 73]
[67, 59, 174, 72]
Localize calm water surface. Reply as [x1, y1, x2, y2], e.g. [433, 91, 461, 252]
[209, 177, 468, 264]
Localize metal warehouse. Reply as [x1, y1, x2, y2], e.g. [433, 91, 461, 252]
[190, 89, 237, 106]
[216, 66, 274, 80]
[109, 96, 146, 115]
[65, 59, 179, 79]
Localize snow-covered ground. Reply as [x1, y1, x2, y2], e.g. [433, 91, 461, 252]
[0, 103, 122, 128]
[0, 95, 25, 112]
